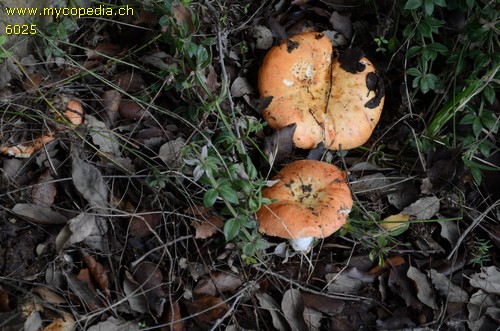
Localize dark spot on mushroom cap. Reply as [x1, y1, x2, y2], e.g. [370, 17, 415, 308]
[339, 48, 366, 73]
[366, 72, 378, 91]
[314, 33, 324, 40]
[365, 76, 385, 109]
[302, 184, 313, 193]
[287, 40, 300, 53]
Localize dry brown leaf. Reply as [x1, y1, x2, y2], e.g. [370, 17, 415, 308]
[86, 42, 122, 60]
[123, 270, 148, 314]
[302, 292, 345, 315]
[31, 169, 56, 207]
[118, 99, 148, 120]
[185, 205, 224, 239]
[193, 271, 243, 296]
[12, 203, 67, 225]
[171, 3, 194, 34]
[163, 301, 185, 331]
[388, 266, 422, 310]
[102, 90, 122, 114]
[185, 295, 229, 324]
[129, 213, 162, 239]
[0, 285, 10, 312]
[65, 272, 102, 311]
[113, 72, 145, 92]
[281, 289, 308, 331]
[407, 266, 437, 309]
[264, 123, 296, 164]
[22, 73, 43, 91]
[256, 293, 288, 331]
[80, 250, 111, 299]
[133, 262, 166, 317]
[32, 287, 66, 305]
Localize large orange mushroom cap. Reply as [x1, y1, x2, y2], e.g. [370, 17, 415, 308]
[258, 32, 384, 150]
[257, 160, 352, 251]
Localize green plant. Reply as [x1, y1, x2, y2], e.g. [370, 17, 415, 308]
[156, 1, 270, 258]
[470, 238, 493, 268]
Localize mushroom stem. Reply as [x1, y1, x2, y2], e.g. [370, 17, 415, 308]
[289, 237, 314, 252]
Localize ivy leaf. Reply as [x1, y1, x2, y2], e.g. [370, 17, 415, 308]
[424, 0, 435, 16]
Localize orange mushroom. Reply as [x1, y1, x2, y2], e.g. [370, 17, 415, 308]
[258, 32, 384, 150]
[257, 160, 352, 252]
[64, 99, 84, 125]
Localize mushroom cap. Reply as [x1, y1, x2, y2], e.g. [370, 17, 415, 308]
[258, 32, 384, 150]
[65, 99, 84, 125]
[257, 160, 352, 240]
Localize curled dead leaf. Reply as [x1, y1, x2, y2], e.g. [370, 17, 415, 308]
[185, 205, 224, 239]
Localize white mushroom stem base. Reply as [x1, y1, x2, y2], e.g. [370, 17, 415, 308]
[289, 237, 314, 252]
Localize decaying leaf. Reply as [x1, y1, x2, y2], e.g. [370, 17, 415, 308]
[129, 213, 162, 239]
[230, 76, 254, 97]
[118, 99, 148, 121]
[302, 292, 345, 315]
[0, 285, 10, 312]
[164, 301, 185, 331]
[86, 42, 122, 60]
[11, 203, 67, 224]
[304, 307, 323, 331]
[469, 266, 500, 295]
[329, 11, 353, 39]
[123, 270, 148, 314]
[388, 266, 422, 310]
[379, 213, 410, 232]
[32, 287, 66, 305]
[55, 213, 97, 252]
[264, 123, 296, 164]
[402, 196, 440, 220]
[406, 266, 437, 309]
[72, 154, 108, 212]
[87, 317, 140, 331]
[113, 72, 145, 93]
[281, 289, 308, 331]
[185, 205, 224, 239]
[350, 173, 391, 201]
[467, 289, 498, 331]
[194, 271, 243, 296]
[65, 272, 103, 310]
[256, 293, 288, 331]
[325, 273, 364, 294]
[85, 115, 121, 156]
[427, 269, 468, 303]
[184, 295, 229, 324]
[439, 220, 460, 247]
[80, 250, 111, 299]
[31, 169, 56, 207]
[159, 137, 185, 168]
[43, 311, 75, 331]
[133, 262, 166, 317]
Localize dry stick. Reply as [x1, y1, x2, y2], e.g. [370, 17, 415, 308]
[446, 200, 500, 260]
[130, 235, 193, 269]
[252, 265, 375, 302]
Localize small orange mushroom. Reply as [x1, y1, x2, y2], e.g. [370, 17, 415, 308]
[64, 99, 84, 125]
[259, 32, 384, 150]
[257, 160, 352, 252]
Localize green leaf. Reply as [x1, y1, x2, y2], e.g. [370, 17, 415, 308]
[224, 218, 240, 241]
[404, 0, 422, 10]
[203, 188, 218, 207]
[242, 242, 255, 256]
[406, 67, 421, 76]
[434, 0, 446, 7]
[218, 184, 239, 204]
[472, 117, 483, 137]
[483, 85, 496, 105]
[424, 0, 435, 15]
[427, 42, 449, 55]
[0, 35, 7, 46]
[460, 113, 476, 125]
[159, 15, 170, 27]
[406, 46, 422, 59]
